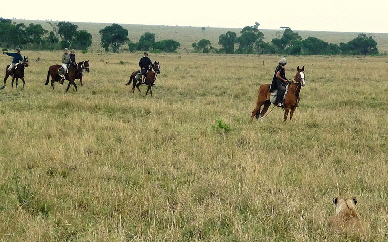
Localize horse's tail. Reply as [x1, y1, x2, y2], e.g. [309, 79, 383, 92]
[45, 69, 50, 85]
[126, 71, 137, 85]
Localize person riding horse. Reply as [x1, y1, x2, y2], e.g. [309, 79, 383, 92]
[59, 48, 71, 79]
[270, 58, 289, 107]
[139, 52, 152, 84]
[3, 48, 24, 76]
[70, 49, 76, 64]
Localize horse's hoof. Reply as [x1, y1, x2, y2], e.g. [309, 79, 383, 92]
[0, 86, 5, 90]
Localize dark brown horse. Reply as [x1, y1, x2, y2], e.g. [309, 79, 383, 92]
[125, 61, 160, 96]
[45, 63, 78, 92]
[3, 56, 29, 88]
[74, 60, 90, 86]
[251, 66, 306, 121]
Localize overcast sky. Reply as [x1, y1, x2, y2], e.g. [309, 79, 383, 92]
[1, 0, 387, 33]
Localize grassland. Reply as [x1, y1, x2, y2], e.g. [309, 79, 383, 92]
[0, 49, 387, 241]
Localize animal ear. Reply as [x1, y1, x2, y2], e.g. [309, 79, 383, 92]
[333, 197, 338, 204]
[297, 66, 300, 71]
[352, 197, 357, 205]
[302, 66, 304, 71]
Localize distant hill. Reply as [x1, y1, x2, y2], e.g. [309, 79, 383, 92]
[13, 19, 388, 53]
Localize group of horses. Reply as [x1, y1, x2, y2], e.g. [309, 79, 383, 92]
[2, 56, 306, 121]
[2, 58, 161, 96]
[44, 60, 90, 92]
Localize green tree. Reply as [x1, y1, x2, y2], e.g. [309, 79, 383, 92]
[25, 24, 47, 43]
[271, 28, 301, 53]
[128, 42, 138, 52]
[192, 39, 213, 53]
[73, 30, 92, 50]
[340, 33, 378, 55]
[218, 31, 237, 54]
[258, 42, 277, 54]
[137, 32, 156, 51]
[57, 22, 78, 45]
[99, 24, 129, 52]
[154, 39, 180, 52]
[302, 37, 329, 55]
[236, 26, 264, 54]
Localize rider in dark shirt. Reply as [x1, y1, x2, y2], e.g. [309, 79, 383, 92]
[69, 49, 76, 64]
[139, 52, 152, 83]
[271, 58, 289, 107]
[3, 48, 23, 74]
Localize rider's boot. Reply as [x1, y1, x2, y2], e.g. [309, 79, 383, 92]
[275, 90, 285, 107]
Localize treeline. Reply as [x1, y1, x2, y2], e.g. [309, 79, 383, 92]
[194, 24, 379, 55]
[0, 18, 379, 55]
[0, 18, 92, 50]
[0, 18, 180, 53]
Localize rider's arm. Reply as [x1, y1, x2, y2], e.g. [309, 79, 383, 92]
[276, 71, 288, 82]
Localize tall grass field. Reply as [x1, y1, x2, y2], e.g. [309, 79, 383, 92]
[1, 25, 388, 241]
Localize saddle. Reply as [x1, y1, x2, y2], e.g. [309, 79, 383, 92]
[269, 85, 289, 104]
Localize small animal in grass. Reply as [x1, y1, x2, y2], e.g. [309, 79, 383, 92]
[329, 197, 369, 239]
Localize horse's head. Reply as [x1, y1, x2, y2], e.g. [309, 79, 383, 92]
[294, 66, 305, 86]
[83, 60, 90, 73]
[22, 56, 29, 67]
[152, 61, 160, 74]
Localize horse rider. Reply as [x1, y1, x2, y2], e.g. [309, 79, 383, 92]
[3, 48, 23, 76]
[270, 57, 289, 107]
[70, 49, 76, 64]
[139, 52, 152, 83]
[60, 48, 71, 79]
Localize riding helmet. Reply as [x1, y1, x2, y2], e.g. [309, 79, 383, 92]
[279, 58, 287, 65]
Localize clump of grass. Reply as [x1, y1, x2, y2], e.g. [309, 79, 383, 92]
[13, 173, 51, 217]
[213, 118, 231, 132]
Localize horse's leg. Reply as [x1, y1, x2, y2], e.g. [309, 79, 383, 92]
[283, 107, 290, 121]
[79, 76, 83, 86]
[126, 77, 132, 86]
[260, 102, 271, 117]
[73, 82, 78, 91]
[4, 73, 9, 86]
[251, 104, 262, 120]
[289, 106, 297, 120]
[21, 77, 25, 88]
[11, 77, 15, 88]
[65, 81, 71, 92]
[145, 86, 152, 96]
[45, 70, 50, 85]
[134, 82, 141, 93]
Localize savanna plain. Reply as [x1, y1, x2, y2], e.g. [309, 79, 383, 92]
[1, 34, 388, 241]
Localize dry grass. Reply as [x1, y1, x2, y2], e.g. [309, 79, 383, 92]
[0, 51, 388, 241]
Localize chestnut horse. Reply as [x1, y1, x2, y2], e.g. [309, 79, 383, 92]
[3, 56, 29, 88]
[45, 63, 78, 92]
[251, 66, 305, 121]
[125, 61, 160, 96]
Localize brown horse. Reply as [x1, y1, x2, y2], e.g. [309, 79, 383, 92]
[125, 61, 160, 96]
[251, 66, 306, 121]
[45, 63, 78, 92]
[3, 56, 29, 88]
[74, 60, 90, 86]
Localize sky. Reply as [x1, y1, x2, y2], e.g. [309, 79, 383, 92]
[1, 0, 387, 33]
